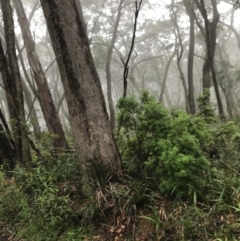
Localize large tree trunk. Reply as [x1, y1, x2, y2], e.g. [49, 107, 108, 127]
[40, 0, 121, 184]
[13, 0, 68, 149]
[106, 0, 124, 130]
[1, 0, 30, 164]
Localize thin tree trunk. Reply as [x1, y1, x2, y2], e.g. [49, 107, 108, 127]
[217, 43, 239, 117]
[152, 64, 173, 108]
[183, 0, 196, 114]
[15, 36, 41, 133]
[106, 0, 124, 130]
[195, 0, 225, 121]
[159, 42, 177, 102]
[1, 0, 31, 164]
[13, 0, 68, 149]
[0, 40, 16, 123]
[21, 79, 41, 135]
[172, 0, 190, 113]
[40, 0, 121, 186]
[57, 91, 65, 113]
[15, 38, 38, 98]
[219, 20, 240, 51]
[122, 1, 143, 98]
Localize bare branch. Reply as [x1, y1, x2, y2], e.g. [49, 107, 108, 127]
[122, 0, 143, 98]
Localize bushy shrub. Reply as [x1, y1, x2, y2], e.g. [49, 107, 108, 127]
[117, 91, 212, 197]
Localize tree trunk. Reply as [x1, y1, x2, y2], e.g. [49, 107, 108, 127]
[40, 0, 121, 185]
[0, 40, 16, 124]
[159, 42, 177, 102]
[13, 0, 68, 149]
[195, 0, 225, 121]
[152, 63, 173, 108]
[172, 0, 190, 113]
[106, 0, 124, 130]
[183, 0, 196, 114]
[0, 123, 15, 172]
[1, 0, 31, 164]
[21, 79, 41, 135]
[75, 0, 88, 40]
[219, 20, 240, 51]
[217, 43, 239, 117]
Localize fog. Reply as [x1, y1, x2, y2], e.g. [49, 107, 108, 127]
[1, 0, 240, 128]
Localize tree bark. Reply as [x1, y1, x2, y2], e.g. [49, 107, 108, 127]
[13, 0, 68, 149]
[40, 0, 121, 185]
[1, 0, 31, 164]
[0, 40, 16, 124]
[0, 123, 15, 172]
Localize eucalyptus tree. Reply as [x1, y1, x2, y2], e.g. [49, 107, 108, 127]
[40, 0, 121, 187]
[215, 10, 240, 117]
[105, 0, 124, 129]
[0, 0, 30, 164]
[219, 9, 240, 51]
[13, 0, 68, 149]
[194, 0, 225, 121]
[182, 0, 196, 114]
[68, 0, 239, 117]
[169, 1, 189, 112]
[14, 38, 41, 136]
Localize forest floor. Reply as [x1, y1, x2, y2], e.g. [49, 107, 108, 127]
[92, 198, 240, 241]
[1, 172, 240, 241]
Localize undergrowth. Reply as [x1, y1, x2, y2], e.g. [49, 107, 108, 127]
[1, 91, 240, 240]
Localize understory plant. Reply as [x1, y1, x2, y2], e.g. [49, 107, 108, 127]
[117, 91, 212, 197]
[0, 156, 94, 241]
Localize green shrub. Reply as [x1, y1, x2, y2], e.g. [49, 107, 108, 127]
[117, 91, 211, 197]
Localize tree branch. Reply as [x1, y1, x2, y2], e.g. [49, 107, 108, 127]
[122, 0, 143, 98]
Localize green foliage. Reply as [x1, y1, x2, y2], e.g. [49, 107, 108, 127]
[0, 156, 94, 241]
[210, 121, 240, 170]
[140, 205, 163, 240]
[2, 91, 240, 240]
[197, 89, 215, 123]
[35, 131, 62, 155]
[117, 91, 211, 198]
